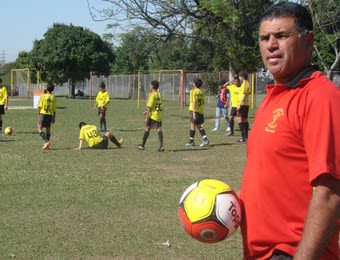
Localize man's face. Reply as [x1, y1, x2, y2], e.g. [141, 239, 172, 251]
[259, 17, 313, 84]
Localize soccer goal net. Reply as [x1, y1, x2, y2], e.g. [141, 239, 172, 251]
[10, 68, 42, 98]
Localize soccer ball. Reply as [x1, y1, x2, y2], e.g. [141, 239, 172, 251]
[178, 179, 242, 243]
[4, 127, 13, 135]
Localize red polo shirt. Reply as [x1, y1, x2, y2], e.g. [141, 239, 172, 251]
[240, 68, 340, 259]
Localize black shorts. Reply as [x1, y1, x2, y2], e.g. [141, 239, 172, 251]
[230, 107, 237, 117]
[237, 105, 249, 119]
[92, 136, 109, 149]
[146, 118, 162, 129]
[98, 107, 107, 116]
[190, 111, 204, 125]
[38, 114, 53, 128]
[0, 105, 5, 115]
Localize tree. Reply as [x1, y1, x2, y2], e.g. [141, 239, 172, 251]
[30, 23, 115, 96]
[87, 0, 272, 72]
[306, 0, 340, 78]
[111, 26, 155, 73]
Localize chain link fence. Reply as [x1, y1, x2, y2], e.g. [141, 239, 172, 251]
[13, 70, 340, 109]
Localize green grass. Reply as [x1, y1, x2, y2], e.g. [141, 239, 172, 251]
[1, 97, 247, 259]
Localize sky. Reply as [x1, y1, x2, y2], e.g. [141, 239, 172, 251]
[1, 0, 114, 63]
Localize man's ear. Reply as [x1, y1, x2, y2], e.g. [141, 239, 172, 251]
[305, 30, 314, 49]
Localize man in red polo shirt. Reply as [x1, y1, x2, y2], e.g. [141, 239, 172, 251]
[240, 2, 340, 260]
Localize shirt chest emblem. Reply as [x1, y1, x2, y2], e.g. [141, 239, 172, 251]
[265, 108, 284, 133]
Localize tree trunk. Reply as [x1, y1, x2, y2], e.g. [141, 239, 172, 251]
[69, 80, 76, 98]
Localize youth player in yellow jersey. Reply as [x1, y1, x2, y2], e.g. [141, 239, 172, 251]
[185, 77, 209, 147]
[237, 71, 251, 142]
[37, 84, 56, 150]
[95, 81, 110, 131]
[74, 122, 123, 150]
[0, 78, 8, 132]
[137, 80, 164, 152]
[224, 76, 241, 136]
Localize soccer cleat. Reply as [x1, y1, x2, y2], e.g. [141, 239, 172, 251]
[185, 140, 195, 147]
[137, 144, 145, 150]
[118, 138, 124, 146]
[158, 147, 165, 152]
[200, 139, 209, 147]
[226, 131, 234, 136]
[43, 141, 51, 150]
[211, 128, 218, 131]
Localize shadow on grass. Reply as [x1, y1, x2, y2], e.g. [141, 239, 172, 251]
[166, 147, 210, 152]
[210, 142, 234, 147]
[14, 131, 38, 135]
[0, 139, 16, 142]
[115, 128, 145, 132]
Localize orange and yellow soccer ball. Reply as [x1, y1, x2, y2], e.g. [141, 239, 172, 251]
[4, 127, 14, 135]
[178, 179, 242, 243]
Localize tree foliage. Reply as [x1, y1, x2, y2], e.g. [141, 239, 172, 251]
[89, 0, 339, 77]
[88, 0, 272, 72]
[30, 23, 115, 96]
[111, 26, 155, 73]
[306, 0, 340, 77]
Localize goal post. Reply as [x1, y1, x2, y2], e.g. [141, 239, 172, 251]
[10, 68, 42, 98]
[135, 69, 185, 108]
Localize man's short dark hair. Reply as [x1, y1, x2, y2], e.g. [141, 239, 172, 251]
[47, 84, 54, 93]
[260, 2, 313, 33]
[99, 81, 106, 89]
[193, 77, 203, 88]
[151, 80, 159, 90]
[79, 122, 87, 129]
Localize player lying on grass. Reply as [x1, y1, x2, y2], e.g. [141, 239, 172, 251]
[74, 122, 123, 150]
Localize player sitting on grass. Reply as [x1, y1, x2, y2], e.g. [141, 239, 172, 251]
[74, 122, 123, 150]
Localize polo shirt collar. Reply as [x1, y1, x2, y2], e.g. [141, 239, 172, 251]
[285, 65, 319, 88]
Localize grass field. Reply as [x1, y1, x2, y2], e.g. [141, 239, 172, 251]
[0, 97, 248, 259]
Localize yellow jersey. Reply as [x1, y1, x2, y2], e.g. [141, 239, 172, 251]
[146, 91, 163, 122]
[79, 124, 103, 148]
[38, 93, 56, 115]
[227, 84, 240, 108]
[239, 80, 251, 106]
[96, 90, 110, 107]
[0, 86, 8, 105]
[189, 87, 204, 114]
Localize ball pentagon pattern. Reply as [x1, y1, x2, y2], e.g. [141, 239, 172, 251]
[178, 179, 242, 243]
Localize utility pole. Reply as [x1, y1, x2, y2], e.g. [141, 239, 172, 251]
[0, 50, 6, 65]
